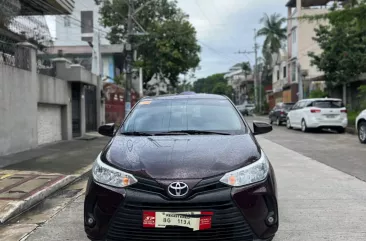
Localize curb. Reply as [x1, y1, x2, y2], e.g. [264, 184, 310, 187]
[0, 165, 93, 224]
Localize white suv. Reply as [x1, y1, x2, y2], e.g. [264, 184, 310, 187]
[286, 98, 348, 133]
[356, 109, 366, 143]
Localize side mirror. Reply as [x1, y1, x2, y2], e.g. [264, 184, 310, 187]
[98, 123, 115, 137]
[253, 121, 272, 135]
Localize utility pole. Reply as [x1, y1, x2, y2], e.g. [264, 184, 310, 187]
[234, 29, 259, 109]
[124, 0, 134, 115]
[254, 28, 260, 113]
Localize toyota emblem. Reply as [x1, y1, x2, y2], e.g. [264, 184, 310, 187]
[168, 182, 189, 198]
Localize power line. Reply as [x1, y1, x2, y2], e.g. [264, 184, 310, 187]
[195, 0, 212, 25]
[198, 40, 242, 63]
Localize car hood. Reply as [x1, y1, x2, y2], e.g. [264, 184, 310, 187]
[104, 134, 261, 180]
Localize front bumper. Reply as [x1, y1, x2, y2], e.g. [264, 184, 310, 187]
[84, 170, 278, 241]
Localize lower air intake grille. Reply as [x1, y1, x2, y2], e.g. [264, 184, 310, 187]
[106, 199, 254, 241]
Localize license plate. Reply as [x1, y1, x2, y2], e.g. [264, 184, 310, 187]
[143, 211, 213, 231]
[325, 114, 336, 118]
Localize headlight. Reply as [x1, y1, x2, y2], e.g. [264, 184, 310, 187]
[220, 150, 269, 187]
[92, 153, 138, 188]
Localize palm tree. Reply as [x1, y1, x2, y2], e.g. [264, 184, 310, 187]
[257, 13, 287, 58]
[241, 61, 252, 79]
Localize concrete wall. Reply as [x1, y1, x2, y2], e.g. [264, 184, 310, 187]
[0, 64, 38, 156]
[0, 43, 104, 157]
[38, 74, 69, 105]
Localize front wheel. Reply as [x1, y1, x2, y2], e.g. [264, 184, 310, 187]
[286, 118, 292, 129]
[358, 121, 366, 144]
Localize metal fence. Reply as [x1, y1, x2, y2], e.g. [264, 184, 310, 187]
[0, 40, 31, 71]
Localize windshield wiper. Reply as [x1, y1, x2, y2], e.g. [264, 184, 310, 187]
[121, 131, 154, 136]
[156, 130, 231, 135]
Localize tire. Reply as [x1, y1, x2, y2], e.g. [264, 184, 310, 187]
[286, 118, 292, 129]
[269, 117, 273, 124]
[276, 118, 281, 126]
[301, 119, 308, 132]
[358, 121, 366, 144]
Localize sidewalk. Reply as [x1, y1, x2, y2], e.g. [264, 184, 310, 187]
[0, 133, 109, 224]
[257, 136, 366, 240]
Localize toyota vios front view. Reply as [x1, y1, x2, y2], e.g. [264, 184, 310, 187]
[84, 94, 278, 241]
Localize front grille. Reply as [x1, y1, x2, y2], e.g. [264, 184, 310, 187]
[105, 189, 254, 241]
[128, 175, 228, 199]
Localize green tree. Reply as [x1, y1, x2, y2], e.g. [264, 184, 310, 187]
[96, 0, 201, 87]
[193, 73, 227, 93]
[257, 13, 287, 61]
[241, 61, 252, 79]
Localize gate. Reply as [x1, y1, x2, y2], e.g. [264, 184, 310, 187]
[72, 84, 81, 137]
[85, 85, 97, 131]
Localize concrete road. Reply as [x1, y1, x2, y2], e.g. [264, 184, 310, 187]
[246, 116, 366, 182]
[16, 133, 366, 241]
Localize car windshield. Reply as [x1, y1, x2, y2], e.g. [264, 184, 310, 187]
[283, 103, 294, 110]
[122, 98, 246, 135]
[312, 100, 344, 108]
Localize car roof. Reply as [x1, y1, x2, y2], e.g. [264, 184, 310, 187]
[141, 93, 228, 101]
[299, 98, 342, 102]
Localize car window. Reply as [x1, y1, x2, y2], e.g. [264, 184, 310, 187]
[312, 100, 344, 108]
[122, 98, 246, 134]
[297, 101, 305, 109]
[283, 103, 294, 110]
[292, 103, 299, 110]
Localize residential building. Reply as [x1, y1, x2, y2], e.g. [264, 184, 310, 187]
[146, 74, 171, 95]
[0, 0, 107, 157]
[285, 0, 346, 101]
[224, 64, 254, 105]
[55, 0, 109, 46]
[271, 50, 292, 104]
[51, 0, 123, 82]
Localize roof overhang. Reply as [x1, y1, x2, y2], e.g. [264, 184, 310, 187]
[20, 0, 74, 15]
[285, 0, 346, 7]
[39, 45, 125, 55]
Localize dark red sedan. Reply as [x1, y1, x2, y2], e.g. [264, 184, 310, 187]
[84, 93, 278, 241]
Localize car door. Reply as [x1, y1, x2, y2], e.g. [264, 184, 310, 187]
[288, 102, 301, 127]
[294, 101, 308, 126]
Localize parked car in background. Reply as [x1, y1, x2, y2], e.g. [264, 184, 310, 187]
[243, 103, 255, 116]
[286, 98, 347, 133]
[237, 104, 256, 116]
[269, 102, 295, 126]
[356, 109, 366, 144]
[236, 104, 245, 113]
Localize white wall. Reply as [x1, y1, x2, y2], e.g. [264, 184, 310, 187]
[290, 11, 298, 59]
[37, 104, 62, 145]
[55, 0, 109, 46]
[0, 65, 38, 156]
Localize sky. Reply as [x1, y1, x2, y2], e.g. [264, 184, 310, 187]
[46, 0, 288, 81]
